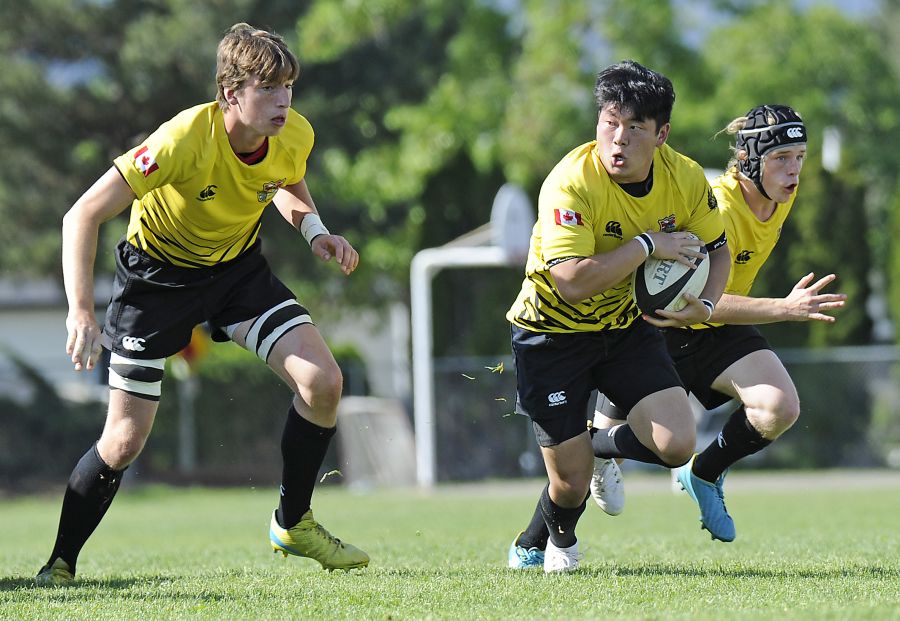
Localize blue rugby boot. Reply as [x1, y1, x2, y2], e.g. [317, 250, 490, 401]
[507, 532, 544, 569]
[675, 456, 735, 542]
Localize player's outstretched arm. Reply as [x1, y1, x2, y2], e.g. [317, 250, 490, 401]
[62, 167, 136, 371]
[713, 272, 847, 325]
[274, 180, 359, 275]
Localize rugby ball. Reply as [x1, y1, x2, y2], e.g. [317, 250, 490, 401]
[632, 237, 709, 316]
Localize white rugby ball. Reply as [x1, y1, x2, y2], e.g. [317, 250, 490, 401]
[631, 238, 709, 316]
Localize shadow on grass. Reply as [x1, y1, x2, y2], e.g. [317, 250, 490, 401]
[0, 576, 138, 592]
[0, 574, 227, 600]
[575, 563, 900, 580]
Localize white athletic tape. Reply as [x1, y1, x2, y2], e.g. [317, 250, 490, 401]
[256, 314, 312, 362]
[108, 353, 165, 398]
[300, 213, 330, 246]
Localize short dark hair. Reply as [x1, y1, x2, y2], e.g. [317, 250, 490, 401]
[593, 60, 675, 130]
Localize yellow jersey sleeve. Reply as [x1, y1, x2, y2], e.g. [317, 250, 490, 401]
[538, 171, 597, 263]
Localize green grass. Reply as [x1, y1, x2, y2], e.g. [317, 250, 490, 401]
[1, 471, 899, 620]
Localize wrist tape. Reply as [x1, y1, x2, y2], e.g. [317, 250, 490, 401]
[300, 213, 330, 246]
[634, 233, 655, 258]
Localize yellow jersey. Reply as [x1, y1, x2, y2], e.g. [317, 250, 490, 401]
[716, 170, 795, 296]
[113, 102, 314, 267]
[690, 169, 796, 329]
[507, 142, 725, 332]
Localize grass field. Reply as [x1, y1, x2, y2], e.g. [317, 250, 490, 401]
[1, 470, 899, 620]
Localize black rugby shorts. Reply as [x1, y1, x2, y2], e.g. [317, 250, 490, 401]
[102, 239, 303, 359]
[511, 320, 684, 446]
[663, 324, 772, 409]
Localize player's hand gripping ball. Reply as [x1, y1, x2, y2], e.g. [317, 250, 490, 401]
[632, 234, 709, 316]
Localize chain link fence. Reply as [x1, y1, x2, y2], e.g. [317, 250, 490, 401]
[428, 346, 900, 481]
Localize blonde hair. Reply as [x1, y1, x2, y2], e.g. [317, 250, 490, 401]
[717, 115, 750, 173]
[717, 107, 790, 172]
[215, 23, 300, 110]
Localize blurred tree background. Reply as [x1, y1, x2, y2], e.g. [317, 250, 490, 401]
[3, 0, 900, 354]
[2, 0, 900, 479]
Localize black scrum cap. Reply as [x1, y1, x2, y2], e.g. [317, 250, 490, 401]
[736, 104, 806, 200]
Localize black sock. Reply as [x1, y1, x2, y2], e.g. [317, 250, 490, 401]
[47, 444, 125, 573]
[539, 484, 586, 548]
[693, 407, 772, 483]
[516, 498, 551, 551]
[276, 405, 336, 529]
[591, 424, 670, 466]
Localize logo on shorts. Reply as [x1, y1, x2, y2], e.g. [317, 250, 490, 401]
[122, 336, 146, 352]
[547, 391, 567, 407]
[198, 185, 217, 201]
[604, 221, 623, 239]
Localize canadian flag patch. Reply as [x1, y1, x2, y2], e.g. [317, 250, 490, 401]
[134, 146, 159, 177]
[554, 209, 583, 226]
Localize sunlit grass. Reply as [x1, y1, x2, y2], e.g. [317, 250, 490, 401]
[1, 471, 898, 620]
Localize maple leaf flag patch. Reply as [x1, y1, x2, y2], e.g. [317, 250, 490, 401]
[134, 146, 159, 177]
[554, 208, 583, 226]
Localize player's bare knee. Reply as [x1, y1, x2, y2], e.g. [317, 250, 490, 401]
[769, 400, 800, 437]
[97, 434, 145, 469]
[749, 394, 800, 438]
[551, 476, 591, 505]
[778, 396, 801, 429]
[304, 367, 343, 413]
[658, 437, 695, 468]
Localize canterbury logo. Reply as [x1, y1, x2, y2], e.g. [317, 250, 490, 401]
[604, 220, 623, 239]
[198, 184, 217, 201]
[786, 127, 804, 138]
[735, 249, 754, 264]
[717, 432, 727, 448]
[547, 391, 567, 406]
[122, 336, 146, 352]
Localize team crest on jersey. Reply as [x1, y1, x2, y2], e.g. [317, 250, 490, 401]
[133, 146, 159, 177]
[657, 214, 676, 232]
[257, 178, 286, 203]
[554, 209, 583, 226]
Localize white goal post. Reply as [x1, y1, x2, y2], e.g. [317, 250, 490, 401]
[410, 184, 534, 487]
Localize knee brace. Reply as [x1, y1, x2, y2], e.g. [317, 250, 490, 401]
[108, 353, 165, 401]
[243, 300, 312, 363]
